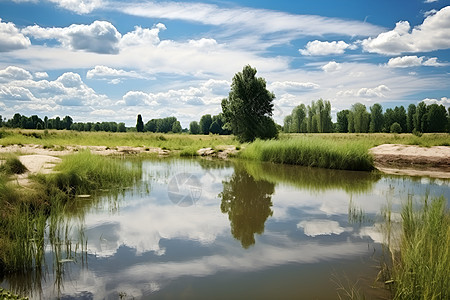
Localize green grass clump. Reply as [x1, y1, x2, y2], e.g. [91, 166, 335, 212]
[42, 150, 141, 195]
[240, 137, 374, 171]
[0, 155, 27, 175]
[383, 196, 450, 299]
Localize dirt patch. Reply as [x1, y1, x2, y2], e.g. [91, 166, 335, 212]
[370, 144, 450, 179]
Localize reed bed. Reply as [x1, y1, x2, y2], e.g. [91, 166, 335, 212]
[382, 196, 450, 299]
[240, 137, 374, 171]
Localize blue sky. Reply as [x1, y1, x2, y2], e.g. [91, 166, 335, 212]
[0, 0, 449, 127]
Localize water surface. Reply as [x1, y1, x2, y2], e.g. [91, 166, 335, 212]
[1, 158, 449, 299]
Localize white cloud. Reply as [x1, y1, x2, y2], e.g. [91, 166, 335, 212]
[338, 85, 390, 98]
[422, 97, 449, 108]
[424, 0, 438, 3]
[34, 72, 49, 79]
[0, 86, 36, 101]
[87, 65, 146, 83]
[47, 0, 103, 14]
[424, 9, 438, 17]
[299, 40, 351, 56]
[120, 24, 166, 48]
[387, 55, 446, 67]
[321, 61, 341, 72]
[270, 81, 320, 92]
[0, 18, 31, 52]
[0, 66, 32, 82]
[362, 6, 450, 55]
[23, 21, 122, 54]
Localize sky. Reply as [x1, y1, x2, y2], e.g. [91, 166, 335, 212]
[0, 0, 449, 127]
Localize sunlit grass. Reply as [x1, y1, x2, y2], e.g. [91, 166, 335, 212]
[240, 137, 374, 171]
[382, 196, 450, 299]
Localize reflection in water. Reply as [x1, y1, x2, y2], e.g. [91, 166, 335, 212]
[220, 167, 275, 248]
[240, 160, 381, 193]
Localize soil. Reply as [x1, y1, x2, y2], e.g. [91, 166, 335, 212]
[369, 144, 450, 179]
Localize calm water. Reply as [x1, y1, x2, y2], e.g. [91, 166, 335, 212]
[1, 158, 449, 299]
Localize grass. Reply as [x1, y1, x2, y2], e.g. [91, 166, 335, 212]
[0, 154, 27, 175]
[381, 196, 450, 299]
[0, 129, 238, 151]
[240, 137, 374, 171]
[0, 151, 142, 275]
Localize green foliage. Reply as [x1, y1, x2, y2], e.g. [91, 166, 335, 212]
[136, 114, 144, 132]
[189, 121, 200, 134]
[406, 104, 416, 133]
[390, 122, 402, 134]
[171, 121, 182, 133]
[383, 197, 450, 300]
[349, 103, 370, 133]
[336, 110, 350, 133]
[0, 156, 27, 175]
[199, 114, 212, 134]
[240, 137, 374, 171]
[221, 65, 277, 142]
[369, 103, 384, 133]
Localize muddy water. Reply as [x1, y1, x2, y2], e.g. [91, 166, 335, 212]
[1, 158, 449, 299]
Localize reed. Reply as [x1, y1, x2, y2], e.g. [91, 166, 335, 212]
[240, 137, 374, 171]
[382, 196, 450, 299]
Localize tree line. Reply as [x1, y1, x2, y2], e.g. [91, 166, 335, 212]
[284, 101, 450, 134]
[0, 113, 127, 132]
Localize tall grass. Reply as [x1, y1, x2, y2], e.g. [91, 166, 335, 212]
[0, 151, 142, 275]
[382, 196, 450, 299]
[240, 137, 374, 171]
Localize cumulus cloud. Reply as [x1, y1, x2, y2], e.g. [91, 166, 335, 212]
[299, 40, 352, 56]
[0, 66, 32, 82]
[47, 0, 103, 14]
[23, 21, 122, 54]
[120, 23, 166, 48]
[338, 85, 390, 98]
[422, 97, 449, 107]
[34, 72, 49, 79]
[362, 6, 450, 55]
[387, 55, 446, 67]
[321, 61, 341, 72]
[87, 65, 146, 83]
[0, 18, 31, 52]
[0, 86, 36, 101]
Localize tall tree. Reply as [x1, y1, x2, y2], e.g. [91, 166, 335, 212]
[351, 103, 370, 133]
[189, 121, 200, 134]
[221, 65, 277, 142]
[406, 104, 416, 133]
[427, 104, 447, 132]
[336, 110, 349, 133]
[414, 102, 427, 132]
[172, 120, 182, 133]
[393, 106, 407, 133]
[136, 114, 144, 132]
[291, 104, 307, 133]
[283, 115, 292, 133]
[369, 103, 383, 133]
[199, 114, 212, 134]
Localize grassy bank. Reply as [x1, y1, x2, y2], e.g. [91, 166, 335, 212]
[0, 129, 238, 152]
[382, 196, 450, 299]
[0, 151, 141, 275]
[240, 137, 374, 171]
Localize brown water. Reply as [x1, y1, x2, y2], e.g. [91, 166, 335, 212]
[1, 158, 449, 299]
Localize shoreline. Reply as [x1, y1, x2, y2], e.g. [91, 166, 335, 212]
[1, 143, 450, 179]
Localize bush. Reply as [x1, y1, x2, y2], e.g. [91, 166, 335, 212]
[390, 122, 402, 134]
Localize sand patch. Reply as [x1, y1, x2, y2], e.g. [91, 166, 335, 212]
[370, 144, 450, 179]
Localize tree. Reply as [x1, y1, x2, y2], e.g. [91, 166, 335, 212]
[221, 65, 276, 142]
[145, 119, 157, 132]
[62, 116, 73, 130]
[427, 104, 447, 132]
[209, 121, 221, 134]
[414, 102, 427, 133]
[291, 104, 307, 133]
[336, 110, 349, 133]
[369, 103, 383, 133]
[117, 122, 126, 132]
[394, 106, 407, 133]
[390, 122, 402, 134]
[172, 120, 182, 133]
[407, 104, 416, 133]
[136, 114, 144, 132]
[283, 115, 292, 133]
[351, 103, 370, 133]
[189, 121, 200, 134]
[199, 114, 212, 135]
